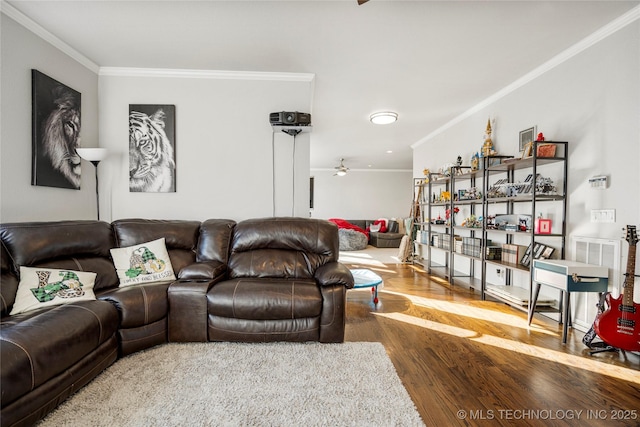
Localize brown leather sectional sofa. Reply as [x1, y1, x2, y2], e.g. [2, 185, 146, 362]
[0, 217, 354, 427]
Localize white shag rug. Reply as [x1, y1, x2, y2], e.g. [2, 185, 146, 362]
[38, 342, 424, 427]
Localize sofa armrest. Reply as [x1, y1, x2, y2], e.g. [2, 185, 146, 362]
[97, 282, 170, 328]
[177, 260, 226, 280]
[314, 262, 354, 289]
[168, 275, 225, 342]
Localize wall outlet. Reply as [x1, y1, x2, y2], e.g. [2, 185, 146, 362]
[590, 209, 616, 223]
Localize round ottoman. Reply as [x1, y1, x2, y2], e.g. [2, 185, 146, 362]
[338, 229, 368, 251]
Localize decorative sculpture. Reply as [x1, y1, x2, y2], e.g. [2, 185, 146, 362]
[482, 118, 496, 157]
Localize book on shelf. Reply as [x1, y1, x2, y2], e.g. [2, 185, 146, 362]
[486, 245, 502, 260]
[501, 244, 528, 264]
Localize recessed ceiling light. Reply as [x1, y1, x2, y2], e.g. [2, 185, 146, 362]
[386, 150, 393, 154]
[370, 111, 398, 125]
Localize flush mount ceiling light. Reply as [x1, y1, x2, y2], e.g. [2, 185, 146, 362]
[370, 111, 398, 125]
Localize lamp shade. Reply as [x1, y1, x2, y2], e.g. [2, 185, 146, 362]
[76, 148, 108, 162]
[370, 111, 398, 125]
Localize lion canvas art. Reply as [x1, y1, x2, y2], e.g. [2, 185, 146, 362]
[31, 70, 82, 190]
[128, 104, 176, 192]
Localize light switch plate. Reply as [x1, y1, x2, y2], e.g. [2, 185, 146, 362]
[590, 209, 616, 223]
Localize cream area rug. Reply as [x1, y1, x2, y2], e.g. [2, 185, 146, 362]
[38, 342, 424, 427]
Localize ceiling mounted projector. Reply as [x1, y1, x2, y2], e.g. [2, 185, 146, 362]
[269, 111, 311, 126]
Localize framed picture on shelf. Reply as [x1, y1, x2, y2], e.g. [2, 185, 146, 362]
[520, 244, 532, 267]
[541, 246, 555, 259]
[521, 142, 533, 159]
[536, 143, 557, 158]
[519, 126, 536, 153]
[533, 243, 546, 259]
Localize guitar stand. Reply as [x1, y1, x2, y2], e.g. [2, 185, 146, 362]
[588, 345, 620, 355]
[586, 341, 630, 358]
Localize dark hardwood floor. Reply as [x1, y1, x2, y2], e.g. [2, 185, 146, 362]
[343, 262, 640, 427]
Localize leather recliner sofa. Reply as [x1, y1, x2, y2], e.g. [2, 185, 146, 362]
[0, 217, 354, 427]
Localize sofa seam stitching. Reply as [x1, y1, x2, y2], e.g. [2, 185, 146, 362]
[141, 287, 149, 324]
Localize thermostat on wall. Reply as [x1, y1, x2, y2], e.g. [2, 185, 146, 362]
[588, 175, 607, 190]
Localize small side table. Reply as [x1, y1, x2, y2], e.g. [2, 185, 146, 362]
[350, 269, 384, 305]
[530, 259, 608, 344]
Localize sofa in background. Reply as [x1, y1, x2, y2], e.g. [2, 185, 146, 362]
[0, 217, 354, 427]
[346, 219, 405, 248]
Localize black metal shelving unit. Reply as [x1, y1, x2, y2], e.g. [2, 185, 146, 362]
[481, 142, 568, 314]
[412, 142, 568, 314]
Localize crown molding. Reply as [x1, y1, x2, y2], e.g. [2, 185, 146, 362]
[1, 0, 99, 73]
[412, 5, 640, 149]
[311, 168, 412, 173]
[99, 67, 315, 82]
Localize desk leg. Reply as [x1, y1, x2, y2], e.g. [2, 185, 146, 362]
[528, 283, 541, 325]
[562, 291, 570, 344]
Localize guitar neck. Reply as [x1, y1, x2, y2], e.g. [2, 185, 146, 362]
[623, 238, 637, 308]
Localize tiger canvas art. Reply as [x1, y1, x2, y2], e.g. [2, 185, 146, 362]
[31, 70, 82, 190]
[128, 104, 176, 192]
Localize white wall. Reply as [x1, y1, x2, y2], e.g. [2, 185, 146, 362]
[414, 20, 639, 246]
[1, 10, 313, 224]
[1, 14, 99, 222]
[310, 169, 413, 221]
[98, 70, 313, 222]
[413, 19, 640, 327]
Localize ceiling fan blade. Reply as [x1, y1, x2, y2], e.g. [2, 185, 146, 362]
[357, 0, 369, 5]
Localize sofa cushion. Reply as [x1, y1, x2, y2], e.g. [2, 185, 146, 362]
[10, 267, 97, 315]
[208, 278, 322, 320]
[0, 300, 118, 407]
[370, 219, 388, 233]
[112, 219, 201, 274]
[197, 219, 236, 264]
[97, 282, 169, 328]
[228, 218, 338, 279]
[0, 221, 114, 267]
[110, 238, 176, 287]
[0, 221, 118, 306]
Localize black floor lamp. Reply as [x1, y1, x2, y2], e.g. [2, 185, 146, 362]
[76, 148, 108, 221]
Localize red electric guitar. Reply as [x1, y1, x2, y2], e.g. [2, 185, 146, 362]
[594, 225, 640, 352]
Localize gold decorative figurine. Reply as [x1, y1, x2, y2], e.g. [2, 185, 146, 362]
[482, 118, 496, 157]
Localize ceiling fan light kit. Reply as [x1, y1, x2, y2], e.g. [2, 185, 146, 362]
[370, 111, 398, 125]
[334, 158, 349, 176]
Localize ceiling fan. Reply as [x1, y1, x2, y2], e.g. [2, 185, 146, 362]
[357, 0, 370, 4]
[334, 159, 349, 176]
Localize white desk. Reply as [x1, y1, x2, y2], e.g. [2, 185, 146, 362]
[530, 259, 608, 343]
